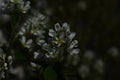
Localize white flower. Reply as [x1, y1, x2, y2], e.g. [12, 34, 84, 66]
[54, 23, 61, 31]
[48, 23, 80, 56]
[8, 56, 13, 61]
[19, 27, 26, 35]
[8, 56, 13, 65]
[62, 23, 70, 32]
[4, 63, 8, 70]
[0, 48, 12, 79]
[4, 63, 7, 67]
[19, 11, 46, 50]
[94, 60, 104, 74]
[70, 49, 80, 55]
[42, 43, 59, 58]
[68, 40, 80, 55]
[37, 39, 45, 46]
[10, 66, 24, 79]
[31, 62, 37, 68]
[72, 54, 79, 66]
[84, 50, 95, 60]
[48, 29, 56, 37]
[34, 52, 39, 59]
[78, 1, 87, 10]
[78, 65, 90, 78]
[42, 43, 49, 51]
[108, 47, 119, 57]
[30, 28, 38, 35]
[18, 1, 30, 13]
[20, 36, 32, 49]
[69, 40, 78, 49]
[0, 0, 7, 11]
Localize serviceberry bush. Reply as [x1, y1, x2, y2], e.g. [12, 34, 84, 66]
[0, 0, 80, 80]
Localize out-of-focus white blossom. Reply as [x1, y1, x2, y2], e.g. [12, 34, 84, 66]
[31, 62, 37, 68]
[78, 65, 90, 78]
[72, 54, 80, 66]
[8, 56, 12, 62]
[19, 22, 30, 36]
[69, 49, 80, 55]
[0, 48, 13, 79]
[33, 52, 39, 59]
[18, 1, 30, 13]
[0, 0, 30, 13]
[1, 14, 11, 23]
[10, 0, 23, 4]
[10, 66, 24, 79]
[84, 50, 95, 60]
[0, 0, 7, 11]
[94, 59, 104, 74]
[78, 1, 87, 10]
[108, 47, 119, 57]
[30, 62, 41, 71]
[10, 0, 30, 13]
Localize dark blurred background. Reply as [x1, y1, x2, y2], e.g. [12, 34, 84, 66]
[1, 0, 120, 80]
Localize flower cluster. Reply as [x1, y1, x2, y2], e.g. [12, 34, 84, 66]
[19, 10, 80, 61]
[19, 11, 46, 49]
[0, 0, 81, 79]
[46, 23, 79, 58]
[10, 0, 30, 13]
[0, 48, 12, 79]
[0, 0, 30, 13]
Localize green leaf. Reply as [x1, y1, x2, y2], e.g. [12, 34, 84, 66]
[44, 66, 57, 80]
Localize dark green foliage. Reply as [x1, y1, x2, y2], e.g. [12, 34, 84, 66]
[44, 66, 57, 80]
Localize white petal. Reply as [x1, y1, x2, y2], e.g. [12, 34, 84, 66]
[26, 39, 32, 45]
[69, 40, 78, 49]
[54, 23, 61, 31]
[10, 0, 14, 2]
[78, 65, 90, 78]
[42, 43, 49, 51]
[62, 23, 70, 32]
[84, 50, 94, 60]
[21, 36, 26, 43]
[31, 62, 37, 67]
[4, 63, 7, 67]
[37, 40, 45, 45]
[8, 56, 12, 61]
[94, 60, 104, 74]
[21, 27, 26, 33]
[34, 52, 39, 59]
[68, 32, 76, 40]
[48, 29, 56, 37]
[19, 31, 24, 35]
[19, 27, 26, 35]
[70, 49, 80, 55]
